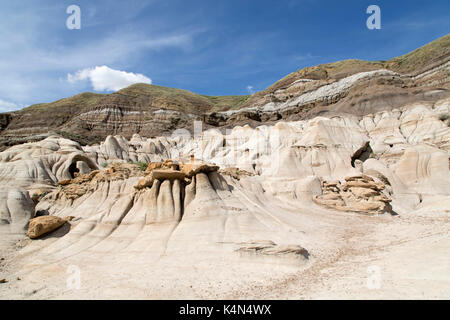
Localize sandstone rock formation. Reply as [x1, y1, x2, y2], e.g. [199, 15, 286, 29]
[0, 97, 448, 299]
[134, 159, 219, 190]
[56, 163, 143, 201]
[219, 167, 254, 180]
[0, 37, 449, 299]
[236, 240, 310, 261]
[313, 174, 392, 214]
[0, 188, 35, 233]
[26, 216, 70, 239]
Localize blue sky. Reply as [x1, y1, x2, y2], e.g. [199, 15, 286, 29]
[0, 0, 449, 111]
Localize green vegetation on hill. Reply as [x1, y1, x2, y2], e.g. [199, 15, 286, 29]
[132, 161, 150, 171]
[19, 84, 249, 116]
[20, 92, 106, 113]
[118, 83, 249, 112]
[200, 94, 250, 111]
[116, 83, 210, 112]
[57, 130, 104, 146]
[10, 34, 450, 116]
[243, 34, 450, 107]
[385, 34, 450, 74]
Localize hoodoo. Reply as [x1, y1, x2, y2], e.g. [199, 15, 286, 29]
[0, 34, 449, 300]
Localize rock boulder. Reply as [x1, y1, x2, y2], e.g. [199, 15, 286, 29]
[27, 215, 71, 239]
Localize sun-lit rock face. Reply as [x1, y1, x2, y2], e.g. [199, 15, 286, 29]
[26, 215, 71, 239]
[313, 175, 392, 215]
[0, 97, 448, 299]
[0, 136, 98, 188]
[0, 188, 35, 233]
[0, 136, 99, 234]
[1, 98, 448, 229]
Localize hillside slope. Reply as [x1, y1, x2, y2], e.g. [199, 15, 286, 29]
[0, 85, 249, 148]
[0, 34, 449, 149]
[236, 34, 450, 114]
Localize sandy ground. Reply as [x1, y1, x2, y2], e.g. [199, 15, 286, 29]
[252, 213, 450, 299]
[1, 205, 448, 300]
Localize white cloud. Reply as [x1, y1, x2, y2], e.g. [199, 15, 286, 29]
[0, 99, 23, 112]
[246, 85, 255, 95]
[0, 3, 197, 104]
[293, 53, 319, 61]
[67, 66, 152, 91]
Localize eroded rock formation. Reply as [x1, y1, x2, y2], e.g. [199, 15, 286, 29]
[0, 35, 448, 150]
[0, 95, 448, 299]
[27, 216, 71, 239]
[313, 175, 392, 214]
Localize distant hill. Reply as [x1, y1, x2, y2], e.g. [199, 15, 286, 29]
[240, 34, 450, 110]
[0, 34, 448, 149]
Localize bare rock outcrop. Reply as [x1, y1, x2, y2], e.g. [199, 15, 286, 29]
[26, 215, 71, 239]
[56, 163, 143, 201]
[0, 95, 449, 299]
[0, 135, 99, 226]
[135, 159, 219, 190]
[313, 174, 392, 214]
[0, 188, 35, 233]
[219, 167, 255, 180]
[179, 162, 220, 178]
[236, 240, 310, 261]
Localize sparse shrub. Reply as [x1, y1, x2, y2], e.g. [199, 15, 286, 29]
[133, 161, 149, 171]
[439, 114, 449, 121]
[170, 117, 180, 126]
[270, 95, 281, 103]
[100, 162, 107, 168]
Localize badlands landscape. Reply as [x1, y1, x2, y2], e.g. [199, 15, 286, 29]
[0, 35, 449, 299]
